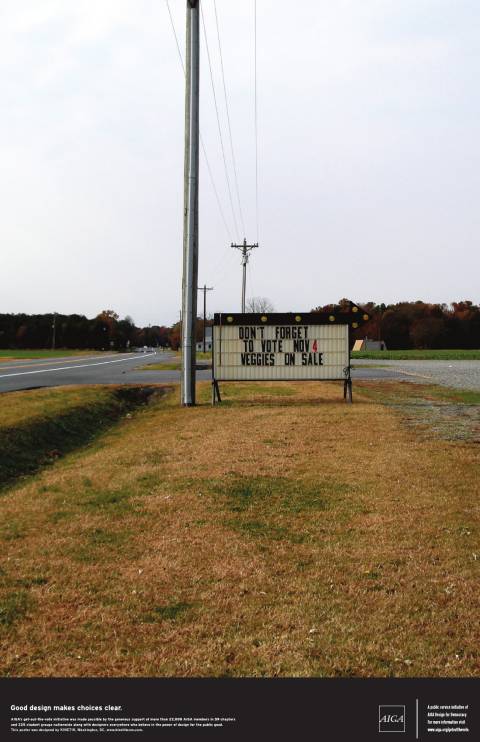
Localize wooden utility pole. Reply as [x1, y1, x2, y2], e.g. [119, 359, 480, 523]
[231, 239, 258, 312]
[181, 1, 200, 405]
[198, 284, 213, 352]
[51, 312, 57, 351]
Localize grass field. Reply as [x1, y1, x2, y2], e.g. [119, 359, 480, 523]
[141, 361, 211, 371]
[0, 380, 478, 677]
[140, 362, 181, 371]
[0, 350, 101, 361]
[352, 349, 480, 360]
[140, 351, 212, 371]
[174, 351, 212, 361]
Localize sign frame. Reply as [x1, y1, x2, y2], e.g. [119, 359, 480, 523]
[211, 304, 370, 404]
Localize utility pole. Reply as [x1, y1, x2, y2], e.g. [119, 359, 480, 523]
[231, 239, 258, 313]
[197, 284, 213, 352]
[51, 312, 56, 351]
[181, 0, 200, 406]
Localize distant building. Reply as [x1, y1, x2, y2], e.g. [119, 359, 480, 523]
[353, 337, 387, 351]
[196, 326, 212, 352]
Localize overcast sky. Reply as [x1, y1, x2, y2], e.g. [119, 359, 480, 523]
[1, 0, 479, 327]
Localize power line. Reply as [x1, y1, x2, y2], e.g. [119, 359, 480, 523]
[200, 3, 241, 240]
[165, 0, 232, 242]
[209, 244, 238, 285]
[200, 140, 232, 241]
[165, 0, 185, 73]
[213, 0, 246, 237]
[254, 0, 260, 242]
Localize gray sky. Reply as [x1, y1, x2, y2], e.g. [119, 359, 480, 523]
[1, 0, 479, 327]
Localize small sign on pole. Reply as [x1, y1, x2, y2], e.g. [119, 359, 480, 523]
[211, 302, 370, 403]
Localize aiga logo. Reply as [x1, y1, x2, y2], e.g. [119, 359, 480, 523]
[378, 706, 406, 733]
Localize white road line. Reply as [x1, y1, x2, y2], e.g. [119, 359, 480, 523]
[0, 353, 156, 379]
[0, 353, 132, 371]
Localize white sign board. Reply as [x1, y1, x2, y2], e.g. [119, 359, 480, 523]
[213, 317, 349, 382]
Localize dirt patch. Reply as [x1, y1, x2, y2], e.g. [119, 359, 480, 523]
[356, 381, 480, 442]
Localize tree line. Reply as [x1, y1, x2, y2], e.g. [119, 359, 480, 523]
[0, 310, 210, 351]
[312, 300, 480, 349]
[1, 301, 478, 351]
[0, 310, 165, 351]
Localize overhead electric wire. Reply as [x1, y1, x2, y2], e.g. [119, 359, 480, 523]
[210, 244, 240, 286]
[165, 0, 233, 242]
[200, 138, 233, 242]
[254, 0, 260, 242]
[200, 4, 241, 241]
[165, 0, 185, 74]
[213, 0, 246, 238]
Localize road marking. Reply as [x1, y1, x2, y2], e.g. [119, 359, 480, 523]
[0, 354, 156, 379]
[0, 353, 131, 371]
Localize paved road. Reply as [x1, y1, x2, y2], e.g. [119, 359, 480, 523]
[0, 352, 198, 393]
[0, 352, 414, 394]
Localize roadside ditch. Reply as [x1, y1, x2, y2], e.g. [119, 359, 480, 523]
[0, 386, 170, 491]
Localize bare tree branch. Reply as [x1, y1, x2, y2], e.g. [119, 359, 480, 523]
[245, 296, 275, 313]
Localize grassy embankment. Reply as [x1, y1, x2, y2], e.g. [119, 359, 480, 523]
[0, 386, 162, 488]
[173, 351, 212, 360]
[141, 362, 211, 371]
[141, 362, 181, 371]
[0, 350, 107, 362]
[352, 349, 480, 360]
[142, 351, 212, 372]
[0, 380, 478, 677]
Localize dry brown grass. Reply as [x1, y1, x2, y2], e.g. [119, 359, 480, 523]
[0, 380, 478, 677]
[0, 386, 115, 429]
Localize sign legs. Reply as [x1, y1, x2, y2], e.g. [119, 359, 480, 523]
[212, 380, 222, 405]
[344, 378, 353, 403]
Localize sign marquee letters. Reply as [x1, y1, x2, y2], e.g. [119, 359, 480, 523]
[211, 305, 370, 403]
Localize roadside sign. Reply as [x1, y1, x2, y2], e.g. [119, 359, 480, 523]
[212, 303, 370, 403]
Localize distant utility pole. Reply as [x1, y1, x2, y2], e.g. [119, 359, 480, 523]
[51, 312, 57, 351]
[231, 239, 259, 313]
[197, 284, 213, 352]
[181, 0, 200, 406]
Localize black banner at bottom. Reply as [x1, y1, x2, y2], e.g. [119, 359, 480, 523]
[1, 678, 478, 741]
